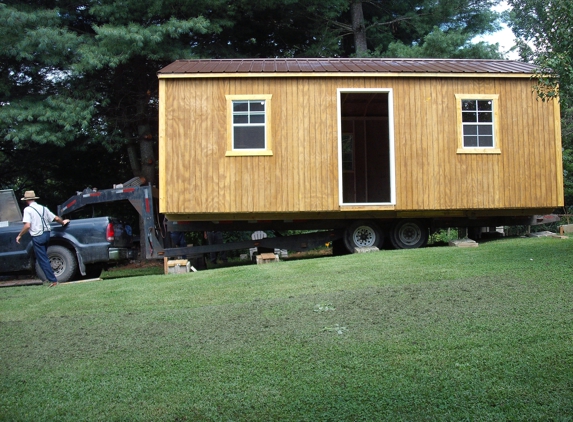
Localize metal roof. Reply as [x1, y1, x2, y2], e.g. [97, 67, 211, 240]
[158, 58, 538, 77]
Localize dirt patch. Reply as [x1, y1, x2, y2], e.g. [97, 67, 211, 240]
[285, 248, 333, 260]
[0, 275, 42, 288]
[105, 259, 163, 272]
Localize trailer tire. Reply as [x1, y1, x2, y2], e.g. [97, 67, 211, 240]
[390, 219, 429, 249]
[35, 245, 79, 283]
[344, 220, 383, 252]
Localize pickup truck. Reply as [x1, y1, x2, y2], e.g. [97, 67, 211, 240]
[0, 189, 134, 282]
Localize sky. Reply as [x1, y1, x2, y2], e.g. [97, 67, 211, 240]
[474, 1, 519, 60]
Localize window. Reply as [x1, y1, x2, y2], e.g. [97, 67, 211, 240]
[455, 94, 500, 154]
[226, 94, 272, 156]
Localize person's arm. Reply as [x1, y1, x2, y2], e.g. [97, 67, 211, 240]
[16, 223, 31, 244]
[53, 215, 70, 226]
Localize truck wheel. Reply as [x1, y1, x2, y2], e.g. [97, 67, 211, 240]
[344, 220, 383, 252]
[35, 245, 78, 283]
[390, 219, 429, 249]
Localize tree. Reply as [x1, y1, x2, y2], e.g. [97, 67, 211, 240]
[188, 0, 504, 59]
[322, 0, 504, 58]
[508, 0, 573, 106]
[508, 0, 573, 205]
[0, 0, 217, 192]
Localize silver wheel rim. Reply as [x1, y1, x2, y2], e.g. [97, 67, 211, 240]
[50, 256, 65, 277]
[398, 223, 422, 246]
[352, 225, 377, 247]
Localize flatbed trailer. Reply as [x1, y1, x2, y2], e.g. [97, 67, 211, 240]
[57, 185, 344, 260]
[57, 184, 559, 263]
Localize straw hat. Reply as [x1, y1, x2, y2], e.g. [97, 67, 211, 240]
[21, 190, 40, 201]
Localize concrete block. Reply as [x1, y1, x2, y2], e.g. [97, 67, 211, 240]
[354, 247, 379, 253]
[449, 239, 479, 248]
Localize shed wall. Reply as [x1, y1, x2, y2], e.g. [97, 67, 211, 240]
[159, 76, 563, 216]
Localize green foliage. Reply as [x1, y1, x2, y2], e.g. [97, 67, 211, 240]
[383, 27, 503, 59]
[561, 106, 573, 205]
[1, 237, 572, 420]
[508, 0, 573, 108]
[335, 0, 503, 58]
[0, 0, 220, 191]
[428, 228, 458, 244]
[508, 0, 573, 205]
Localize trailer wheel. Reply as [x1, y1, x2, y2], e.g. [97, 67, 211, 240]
[390, 219, 429, 249]
[35, 245, 78, 283]
[344, 220, 383, 252]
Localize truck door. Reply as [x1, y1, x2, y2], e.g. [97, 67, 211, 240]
[0, 190, 32, 273]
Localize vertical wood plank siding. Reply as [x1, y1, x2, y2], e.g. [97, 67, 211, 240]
[160, 76, 563, 215]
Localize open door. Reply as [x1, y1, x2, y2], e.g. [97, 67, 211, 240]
[339, 91, 393, 204]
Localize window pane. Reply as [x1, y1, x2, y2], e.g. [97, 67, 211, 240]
[462, 100, 476, 111]
[233, 102, 249, 112]
[464, 136, 478, 147]
[250, 114, 265, 124]
[234, 126, 265, 149]
[478, 136, 493, 147]
[462, 112, 477, 122]
[250, 101, 265, 112]
[477, 100, 493, 111]
[233, 115, 248, 124]
[478, 112, 492, 123]
[479, 125, 493, 136]
[463, 125, 478, 136]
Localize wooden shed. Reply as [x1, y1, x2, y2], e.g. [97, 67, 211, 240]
[157, 58, 563, 248]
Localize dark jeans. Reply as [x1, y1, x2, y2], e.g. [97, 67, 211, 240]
[32, 231, 57, 282]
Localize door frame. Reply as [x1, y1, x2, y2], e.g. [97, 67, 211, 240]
[337, 88, 396, 206]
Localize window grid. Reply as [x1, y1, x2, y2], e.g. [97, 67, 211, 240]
[232, 100, 266, 150]
[461, 99, 494, 148]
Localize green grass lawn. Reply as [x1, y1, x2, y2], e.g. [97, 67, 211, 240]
[1, 237, 572, 421]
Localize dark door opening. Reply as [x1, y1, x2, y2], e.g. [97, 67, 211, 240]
[340, 92, 391, 204]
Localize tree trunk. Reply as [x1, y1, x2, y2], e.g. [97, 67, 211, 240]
[351, 1, 368, 57]
[127, 142, 141, 177]
[138, 124, 155, 186]
[135, 96, 157, 261]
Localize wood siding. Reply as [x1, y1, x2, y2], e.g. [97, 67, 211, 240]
[159, 76, 563, 217]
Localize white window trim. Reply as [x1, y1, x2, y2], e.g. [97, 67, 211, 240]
[337, 88, 396, 206]
[455, 94, 500, 154]
[225, 94, 273, 156]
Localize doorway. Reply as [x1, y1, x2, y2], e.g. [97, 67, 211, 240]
[339, 91, 393, 204]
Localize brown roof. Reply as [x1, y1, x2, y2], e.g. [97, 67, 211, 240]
[158, 58, 537, 76]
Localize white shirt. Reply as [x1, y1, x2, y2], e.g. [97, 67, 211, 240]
[22, 202, 55, 237]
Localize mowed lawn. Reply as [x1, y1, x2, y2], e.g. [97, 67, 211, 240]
[1, 237, 572, 421]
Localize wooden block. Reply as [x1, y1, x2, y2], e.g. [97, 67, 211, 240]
[167, 259, 191, 274]
[256, 253, 279, 265]
[167, 259, 190, 266]
[559, 224, 573, 234]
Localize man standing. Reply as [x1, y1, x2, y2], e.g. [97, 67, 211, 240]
[16, 191, 70, 287]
